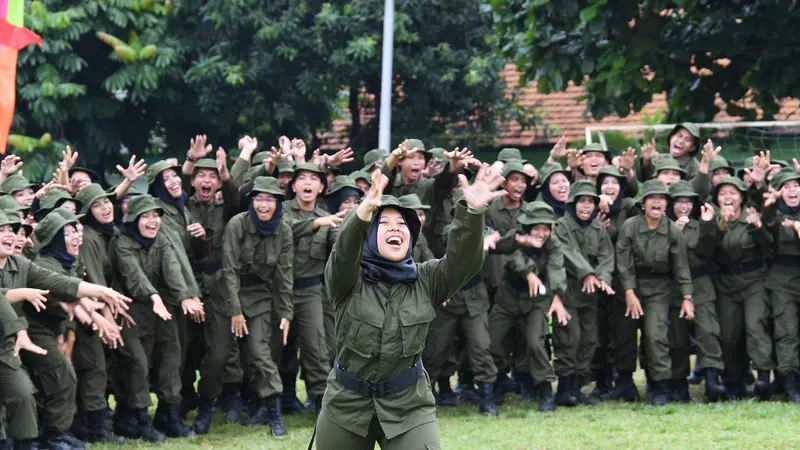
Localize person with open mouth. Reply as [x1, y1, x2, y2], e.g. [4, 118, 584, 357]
[638, 122, 702, 183]
[762, 168, 800, 404]
[109, 194, 203, 442]
[213, 176, 293, 437]
[615, 179, 694, 406]
[536, 162, 571, 218]
[311, 163, 503, 450]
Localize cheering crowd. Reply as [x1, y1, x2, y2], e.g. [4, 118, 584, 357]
[0, 123, 799, 449]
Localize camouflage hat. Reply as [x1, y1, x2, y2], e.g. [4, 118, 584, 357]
[69, 167, 102, 184]
[35, 207, 81, 248]
[517, 201, 558, 226]
[146, 160, 181, 186]
[398, 139, 432, 163]
[287, 163, 328, 200]
[76, 183, 115, 215]
[398, 193, 430, 210]
[252, 151, 270, 167]
[39, 189, 76, 212]
[653, 158, 687, 179]
[641, 179, 670, 200]
[497, 148, 528, 164]
[0, 175, 37, 195]
[249, 176, 284, 201]
[122, 194, 163, 223]
[712, 176, 746, 205]
[192, 158, 219, 176]
[538, 162, 571, 188]
[774, 159, 789, 168]
[568, 179, 599, 203]
[667, 122, 701, 154]
[709, 156, 734, 176]
[668, 180, 699, 199]
[361, 149, 386, 172]
[276, 160, 296, 175]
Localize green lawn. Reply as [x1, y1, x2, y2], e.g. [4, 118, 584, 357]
[102, 375, 800, 449]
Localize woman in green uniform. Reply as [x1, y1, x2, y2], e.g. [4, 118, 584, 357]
[313, 164, 502, 449]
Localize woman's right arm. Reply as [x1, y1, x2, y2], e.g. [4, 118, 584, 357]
[324, 209, 370, 305]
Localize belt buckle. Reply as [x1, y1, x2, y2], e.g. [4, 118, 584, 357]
[375, 379, 393, 397]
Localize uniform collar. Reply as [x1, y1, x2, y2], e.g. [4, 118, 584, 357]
[637, 214, 668, 234]
[286, 198, 327, 217]
[3, 256, 19, 273]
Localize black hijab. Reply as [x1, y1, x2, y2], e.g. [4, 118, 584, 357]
[150, 173, 186, 214]
[326, 187, 361, 214]
[248, 200, 283, 237]
[541, 188, 567, 217]
[566, 202, 595, 228]
[83, 209, 115, 237]
[360, 209, 418, 284]
[39, 228, 76, 270]
[120, 221, 156, 249]
[779, 200, 800, 216]
[597, 174, 625, 216]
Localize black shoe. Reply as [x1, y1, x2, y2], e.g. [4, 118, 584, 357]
[436, 378, 460, 407]
[724, 381, 753, 400]
[687, 367, 703, 385]
[477, 383, 498, 417]
[37, 434, 74, 450]
[135, 408, 166, 442]
[243, 398, 268, 426]
[265, 395, 287, 437]
[221, 384, 243, 423]
[572, 375, 596, 405]
[85, 409, 124, 444]
[754, 370, 772, 401]
[590, 369, 611, 399]
[58, 434, 87, 449]
[193, 399, 214, 435]
[69, 412, 89, 442]
[493, 372, 516, 401]
[744, 367, 756, 386]
[554, 376, 577, 407]
[112, 403, 139, 440]
[650, 380, 671, 406]
[180, 391, 200, 419]
[606, 371, 640, 402]
[784, 372, 800, 403]
[537, 382, 556, 412]
[0, 440, 11, 450]
[279, 373, 306, 415]
[153, 402, 196, 438]
[704, 369, 726, 402]
[772, 371, 785, 396]
[457, 370, 480, 404]
[514, 372, 536, 401]
[12, 440, 35, 450]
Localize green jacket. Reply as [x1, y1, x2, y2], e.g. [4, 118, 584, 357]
[712, 209, 772, 294]
[678, 218, 720, 303]
[762, 202, 800, 293]
[0, 293, 25, 369]
[283, 199, 336, 282]
[412, 233, 434, 263]
[154, 200, 201, 299]
[22, 255, 78, 333]
[81, 226, 114, 286]
[616, 215, 693, 301]
[606, 198, 639, 244]
[0, 255, 81, 318]
[485, 199, 527, 290]
[322, 201, 484, 439]
[494, 237, 567, 314]
[638, 153, 700, 183]
[554, 214, 614, 284]
[220, 212, 293, 319]
[382, 164, 457, 211]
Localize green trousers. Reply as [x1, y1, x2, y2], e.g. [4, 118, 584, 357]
[718, 281, 775, 382]
[0, 361, 37, 440]
[243, 312, 282, 399]
[314, 410, 440, 450]
[693, 300, 724, 372]
[423, 307, 496, 383]
[552, 285, 598, 377]
[641, 299, 691, 382]
[771, 289, 800, 375]
[197, 307, 243, 400]
[277, 286, 330, 397]
[590, 293, 614, 372]
[71, 323, 107, 412]
[19, 328, 77, 434]
[489, 299, 554, 383]
[612, 297, 645, 373]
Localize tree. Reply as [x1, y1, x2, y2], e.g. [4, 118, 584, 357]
[490, 0, 800, 123]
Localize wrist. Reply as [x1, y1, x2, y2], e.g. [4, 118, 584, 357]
[185, 151, 198, 163]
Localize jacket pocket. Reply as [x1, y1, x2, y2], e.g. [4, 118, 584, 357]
[310, 230, 329, 261]
[398, 300, 436, 357]
[343, 304, 384, 359]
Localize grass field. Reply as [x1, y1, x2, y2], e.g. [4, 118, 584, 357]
[101, 372, 800, 450]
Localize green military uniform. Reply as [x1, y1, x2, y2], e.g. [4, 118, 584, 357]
[651, 157, 711, 201]
[0, 290, 38, 443]
[281, 164, 335, 406]
[219, 177, 294, 422]
[763, 170, 800, 400]
[615, 180, 693, 403]
[668, 180, 726, 400]
[552, 180, 614, 403]
[315, 196, 484, 449]
[637, 122, 701, 183]
[711, 176, 774, 397]
[361, 148, 386, 173]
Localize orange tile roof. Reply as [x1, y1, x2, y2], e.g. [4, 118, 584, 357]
[317, 64, 800, 149]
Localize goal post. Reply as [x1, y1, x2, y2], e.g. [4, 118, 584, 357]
[585, 120, 800, 166]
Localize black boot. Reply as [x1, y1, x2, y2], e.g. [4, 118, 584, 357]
[221, 384, 242, 423]
[687, 366, 703, 385]
[279, 373, 305, 415]
[537, 382, 556, 412]
[180, 389, 200, 419]
[724, 380, 753, 400]
[669, 379, 691, 403]
[112, 403, 141, 440]
[436, 378, 459, 407]
[772, 371, 785, 396]
[554, 376, 577, 406]
[48, 433, 87, 449]
[70, 412, 89, 442]
[135, 408, 166, 442]
[704, 369, 726, 402]
[784, 372, 800, 403]
[85, 408, 124, 444]
[514, 372, 536, 401]
[193, 399, 214, 435]
[1, 440, 11, 450]
[477, 383, 498, 416]
[37, 434, 75, 450]
[243, 398, 268, 426]
[605, 371, 639, 402]
[265, 395, 287, 437]
[754, 370, 772, 400]
[572, 375, 596, 405]
[154, 402, 195, 438]
[650, 380, 671, 406]
[493, 372, 515, 404]
[590, 369, 610, 399]
[12, 440, 35, 450]
[457, 370, 479, 404]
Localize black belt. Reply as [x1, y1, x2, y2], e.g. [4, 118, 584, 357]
[690, 266, 710, 280]
[294, 275, 323, 290]
[461, 275, 483, 290]
[772, 255, 800, 268]
[334, 358, 424, 398]
[191, 262, 222, 274]
[240, 274, 264, 288]
[503, 272, 529, 293]
[718, 260, 763, 275]
[636, 267, 669, 280]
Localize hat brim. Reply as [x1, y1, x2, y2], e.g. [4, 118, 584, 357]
[69, 167, 102, 184]
[517, 217, 555, 226]
[286, 168, 328, 201]
[249, 189, 285, 203]
[122, 204, 163, 223]
[79, 192, 116, 215]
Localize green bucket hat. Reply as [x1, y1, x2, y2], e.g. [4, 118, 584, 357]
[39, 189, 77, 213]
[375, 195, 422, 247]
[581, 143, 612, 162]
[668, 180, 698, 199]
[122, 194, 163, 224]
[667, 122, 701, 155]
[397, 193, 430, 210]
[709, 156, 734, 176]
[774, 159, 789, 168]
[596, 165, 626, 184]
[771, 167, 800, 190]
[76, 183, 115, 215]
[191, 158, 219, 176]
[568, 179, 600, 204]
[252, 151, 270, 167]
[0, 209, 29, 236]
[653, 158, 687, 179]
[712, 176, 746, 205]
[0, 175, 37, 195]
[361, 149, 386, 172]
[146, 160, 181, 186]
[350, 170, 372, 184]
[517, 201, 557, 226]
[287, 163, 328, 200]
[398, 138, 432, 163]
[497, 148, 528, 164]
[429, 147, 447, 162]
[69, 167, 102, 184]
[537, 162, 571, 188]
[737, 157, 755, 179]
[0, 195, 27, 214]
[276, 160, 296, 175]
[502, 160, 529, 179]
[640, 179, 670, 201]
[248, 176, 285, 202]
[35, 207, 81, 248]
[325, 175, 362, 197]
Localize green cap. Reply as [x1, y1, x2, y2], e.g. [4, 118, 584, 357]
[192, 158, 219, 176]
[568, 179, 599, 203]
[429, 147, 447, 162]
[249, 176, 284, 201]
[497, 148, 528, 164]
[712, 176, 746, 205]
[123, 194, 163, 223]
[668, 180, 698, 199]
[737, 157, 755, 179]
[502, 160, 528, 179]
[361, 149, 386, 172]
[252, 151, 270, 167]
[709, 156, 734, 175]
[69, 167, 102, 184]
[538, 162, 570, 188]
[667, 123, 701, 155]
[146, 160, 181, 186]
[653, 158, 687, 179]
[276, 160, 296, 175]
[375, 195, 421, 246]
[0, 209, 28, 235]
[350, 170, 372, 184]
[35, 207, 81, 248]
[76, 183, 115, 215]
[0, 175, 36, 195]
[397, 193, 430, 210]
[403, 139, 425, 153]
[39, 188, 76, 213]
[287, 163, 328, 200]
[771, 167, 800, 190]
[0, 195, 26, 213]
[597, 165, 626, 183]
[326, 176, 362, 197]
[581, 143, 611, 160]
[641, 179, 670, 200]
[517, 201, 558, 226]
[774, 159, 789, 168]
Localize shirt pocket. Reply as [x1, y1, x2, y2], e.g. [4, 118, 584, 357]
[310, 229, 329, 261]
[398, 295, 436, 357]
[343, 300, 385, 359]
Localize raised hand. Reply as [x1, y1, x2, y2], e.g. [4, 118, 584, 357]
[1, 155, 23, 177]
[189, 135, 213, 160]
[291, 138, 307, 162]
[699, 139, 722, 174]
[746, 207, 761, 229]
[445, 147, 474, 171]
[357, 170, 389, 221]
[278, 136, 292, 157]
[618, 147, 637, 173]
[62, 146, 79, 170]
[522, 163, 539, 185]
[314, 210, 347, 229]
[763, 186, 783, 208]
[116, 155, 147, 182]
[216, 147, 231, 181]
[422, 159, 442, 178]
[640, 137, 657, 164]
[676, 216, 690, 230]
[326, 147, 355, 167]
[566, 149, 584, 172]
[700, 203, 715, 222]
[483, 231, 500, 252]
[550, 136, 568, 161]
[459, 161, 507, 209]
[35, 181, 69, 199]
